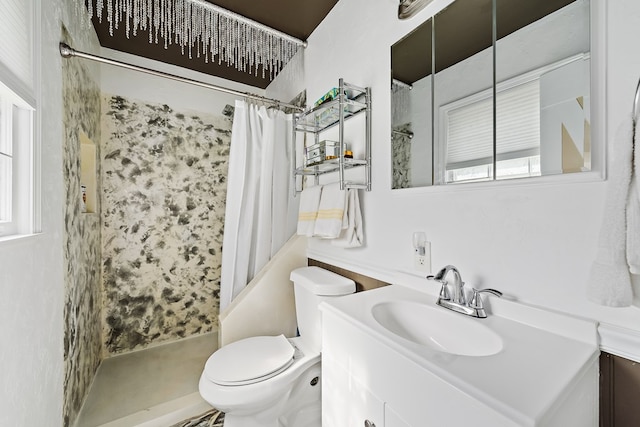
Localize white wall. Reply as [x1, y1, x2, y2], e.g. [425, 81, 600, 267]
[267, 0, 640, 357]
[0, 0, 101, 425]
[100, 47, 259, 114]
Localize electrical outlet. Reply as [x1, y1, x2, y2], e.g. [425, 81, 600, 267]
[414, 246, 431, 272]
[412, 232, 431, 273]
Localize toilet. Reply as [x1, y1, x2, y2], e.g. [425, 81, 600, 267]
[199, 266, 356, 427]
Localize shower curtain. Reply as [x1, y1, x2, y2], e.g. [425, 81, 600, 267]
[219, 100, 296, 310]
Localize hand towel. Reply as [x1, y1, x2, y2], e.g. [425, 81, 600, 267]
[313, 183, 347, 239]
[586, 117, 634, 307]
[333, 189, 364, 248]
[627, 121, 640, 274]
[296, 185, 322, 237]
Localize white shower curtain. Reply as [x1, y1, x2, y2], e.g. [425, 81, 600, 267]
[219, 100, 297, 310]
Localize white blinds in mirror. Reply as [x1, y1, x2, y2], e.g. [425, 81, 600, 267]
[496, 81, 540, 161]
[445, 80, 540, 170]
[445, 96, 493, 170]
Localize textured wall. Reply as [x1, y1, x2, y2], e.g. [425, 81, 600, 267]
[101, 95, 231, 355]
[61, 28, 103, 427]
[391, 124, 412, 189]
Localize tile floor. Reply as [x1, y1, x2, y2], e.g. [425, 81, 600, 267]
[75, 332, 218, 427]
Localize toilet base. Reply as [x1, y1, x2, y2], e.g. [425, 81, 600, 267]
[223, 363, 322, 427]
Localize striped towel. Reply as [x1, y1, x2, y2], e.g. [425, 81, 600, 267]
[296, 185, 322, 236]
[313, 183, 346, 238]
[332, 188, 363, 248]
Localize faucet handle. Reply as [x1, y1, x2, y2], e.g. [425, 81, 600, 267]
[438, 280, 451, 301]
[428, 275, 451, 301]
[469, 288, 502, 310]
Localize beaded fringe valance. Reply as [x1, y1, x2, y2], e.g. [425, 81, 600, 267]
[79, 0, 304, 79]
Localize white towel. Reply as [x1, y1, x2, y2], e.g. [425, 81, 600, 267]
[313, 183, 347, 238]
[296, 185, 322, 237]
[587, 117, 634, 307]
[332, 188, 364, 248]
[627, 121, 640, 274]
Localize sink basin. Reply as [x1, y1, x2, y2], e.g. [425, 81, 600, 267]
[371, 301, 503, 356]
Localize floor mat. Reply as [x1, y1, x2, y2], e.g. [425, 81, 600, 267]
[170, 408, 225, 427]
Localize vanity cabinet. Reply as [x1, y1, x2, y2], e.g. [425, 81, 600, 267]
[384, 405, 411, 427]
[321, 308, 514, 427]
[320, 283, 598, 427]
[322, 361, 384, 426]
[600, 352, 640, 425]
[293, 78, 371, 192]
[323, 356, 410, 427]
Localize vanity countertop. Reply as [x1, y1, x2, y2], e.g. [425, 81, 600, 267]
[320, 280, 599, 426]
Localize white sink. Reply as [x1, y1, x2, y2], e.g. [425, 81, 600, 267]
[371, 300, 503, 356]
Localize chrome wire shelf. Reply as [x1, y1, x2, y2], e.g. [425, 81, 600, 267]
[295, 94, 367, 133]
[295, 158, 367, 176]
[292, 79, 371, 193]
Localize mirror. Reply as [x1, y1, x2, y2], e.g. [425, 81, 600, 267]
[391, 0, 591, 188]
[391, 19, 432, 189]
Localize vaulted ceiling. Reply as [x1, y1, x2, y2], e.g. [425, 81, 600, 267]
[89, 0, 340, 89]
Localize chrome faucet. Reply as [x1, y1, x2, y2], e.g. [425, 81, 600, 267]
[432, 265, 466, 305]
[428, 265, 502, 318]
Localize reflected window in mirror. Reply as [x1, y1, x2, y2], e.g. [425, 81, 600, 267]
[441, 80, 541, 183]
[495, 0, 591, 179]
[433, 0, 493, 185]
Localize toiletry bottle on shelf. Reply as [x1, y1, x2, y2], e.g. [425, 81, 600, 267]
[81, 185, 87, 213]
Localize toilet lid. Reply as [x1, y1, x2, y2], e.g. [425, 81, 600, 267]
[204, 334, 295, 386]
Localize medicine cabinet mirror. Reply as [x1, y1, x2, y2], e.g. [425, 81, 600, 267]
[391, 0, 591, 189]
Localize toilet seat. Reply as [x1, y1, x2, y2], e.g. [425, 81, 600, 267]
[204, 334, 295, 386]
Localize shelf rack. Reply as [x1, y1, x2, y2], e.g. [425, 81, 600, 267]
[293, 78, 371, 193]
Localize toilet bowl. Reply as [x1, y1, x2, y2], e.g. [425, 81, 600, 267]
[199, 266, 356, 427]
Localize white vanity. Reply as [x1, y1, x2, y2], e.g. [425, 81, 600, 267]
[320, 277, 599, 426]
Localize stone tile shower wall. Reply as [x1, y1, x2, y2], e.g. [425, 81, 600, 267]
[62, 31, 103, 427]
[392, 124, 412, 189]
[101, 95, 231, 354]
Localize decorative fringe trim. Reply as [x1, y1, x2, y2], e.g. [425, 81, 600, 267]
[78, 0, 303, 79]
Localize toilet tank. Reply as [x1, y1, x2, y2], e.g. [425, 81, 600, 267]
[290, 267, 355, 353]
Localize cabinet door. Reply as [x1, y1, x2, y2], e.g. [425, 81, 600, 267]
[385, 404, 411, 427]
[322, 359, 384, 427]
[601, 352, 640, 426]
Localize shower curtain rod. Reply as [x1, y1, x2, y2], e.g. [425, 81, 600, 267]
[59, 43, 304, 112]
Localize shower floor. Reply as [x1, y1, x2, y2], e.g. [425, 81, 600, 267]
[75, 332, 218, 427]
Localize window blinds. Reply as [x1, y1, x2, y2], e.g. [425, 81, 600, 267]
[445, 80, 541, 170]
[0, 0, 33, 92]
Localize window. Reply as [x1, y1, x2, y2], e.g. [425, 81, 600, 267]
[439, 54, 590, 185]
[0, 85, 34, 237]
[0, 0, 36, 238]
[442, 80, 541, 184]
